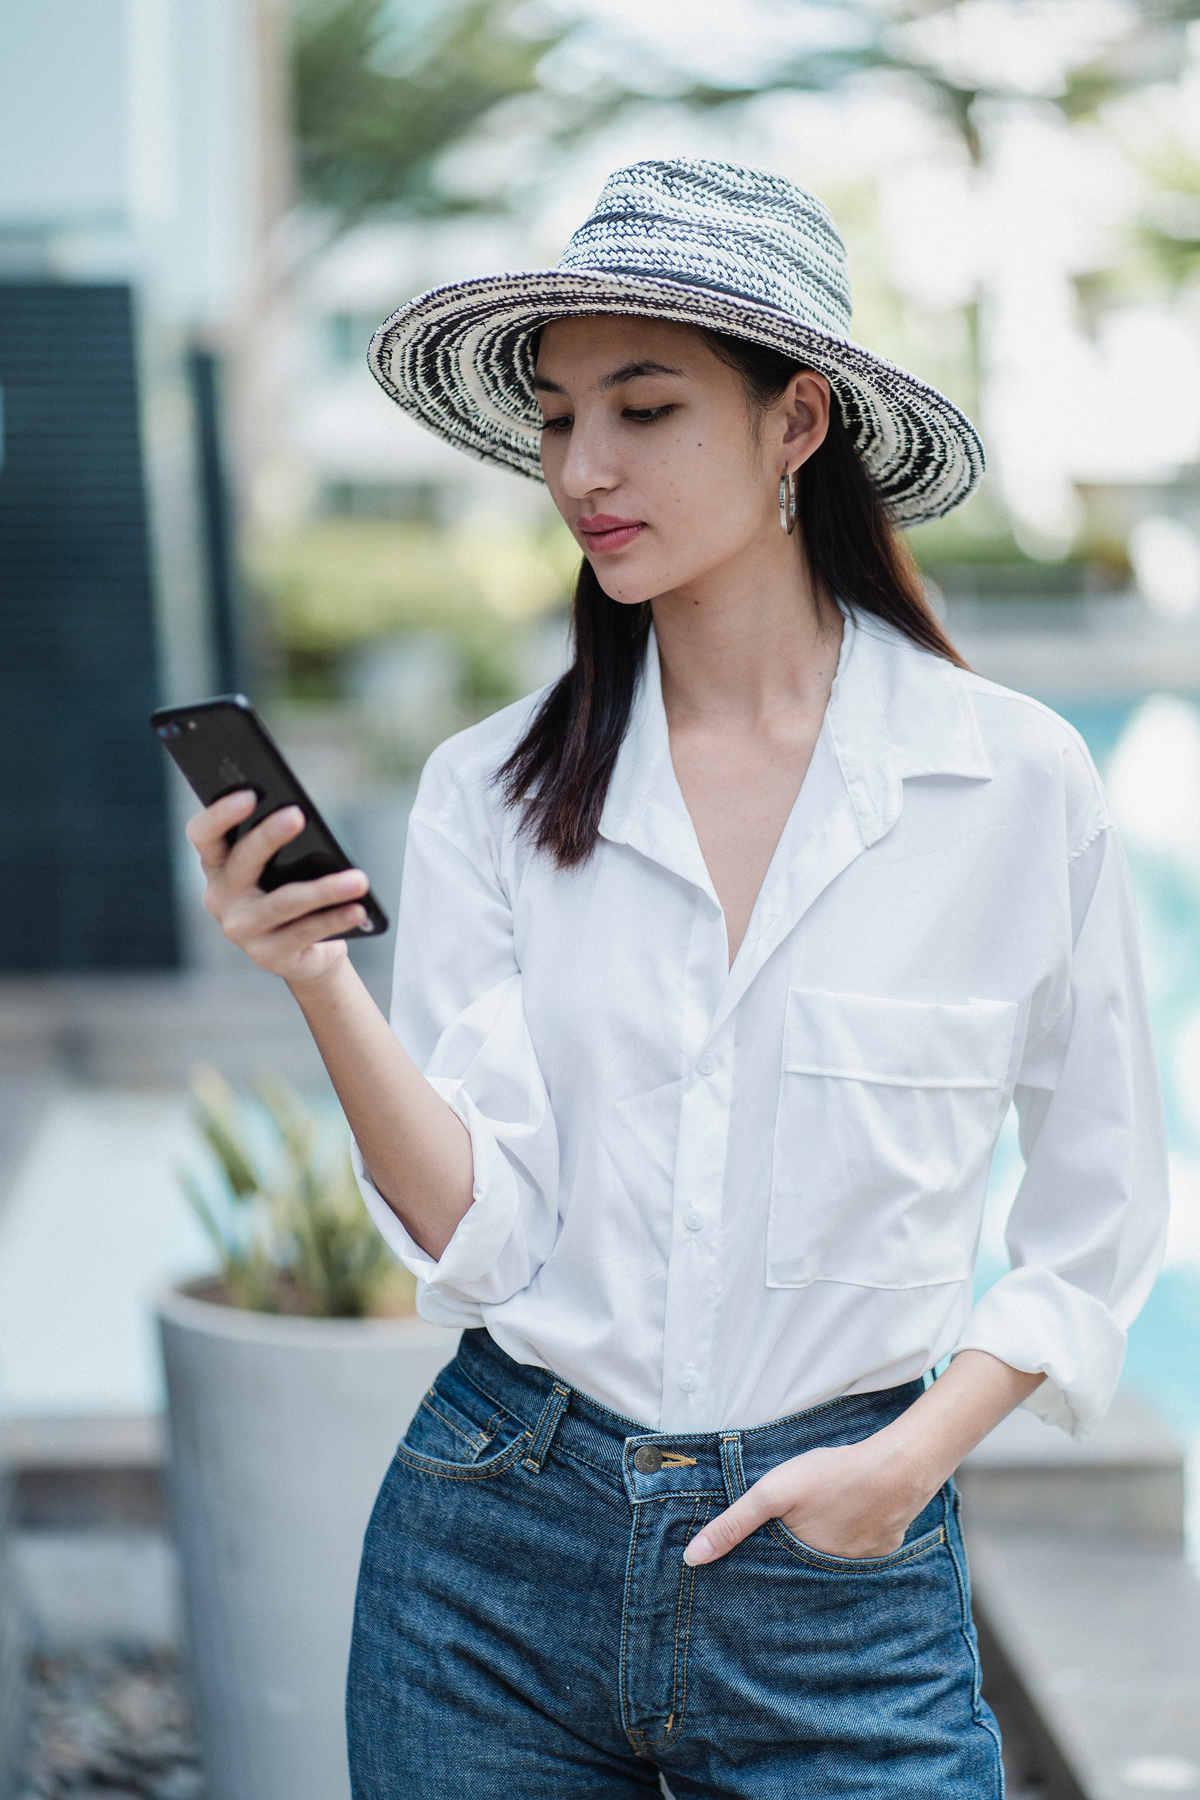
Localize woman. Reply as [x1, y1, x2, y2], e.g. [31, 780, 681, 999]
[188, 161, 1167, 1796]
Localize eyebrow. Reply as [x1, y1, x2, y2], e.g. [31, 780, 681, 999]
[532, 359, 687, 395]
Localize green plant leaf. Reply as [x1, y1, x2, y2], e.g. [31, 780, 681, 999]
[190, 1064, 262, 1199]
[184, 1066, 409, 1318]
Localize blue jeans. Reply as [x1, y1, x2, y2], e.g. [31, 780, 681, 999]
[347, 1330, 1002, 1798]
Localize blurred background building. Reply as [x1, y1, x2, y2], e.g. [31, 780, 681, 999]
[2, 1, 1200, 1791]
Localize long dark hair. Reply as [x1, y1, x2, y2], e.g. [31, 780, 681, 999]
[497, 328, 966, 869]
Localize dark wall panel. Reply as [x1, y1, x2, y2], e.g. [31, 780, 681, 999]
[0, 283, 179, 970]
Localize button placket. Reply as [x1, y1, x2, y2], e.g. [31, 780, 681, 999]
[658, 901, 731, 1430]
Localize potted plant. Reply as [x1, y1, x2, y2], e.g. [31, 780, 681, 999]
[158, 1068, 458, 1800]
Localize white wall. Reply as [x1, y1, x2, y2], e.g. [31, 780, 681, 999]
[0, 0, 127, 227]
[0, 0, 263, 329]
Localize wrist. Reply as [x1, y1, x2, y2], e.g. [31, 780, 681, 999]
[287, 950, 359, 1007]
[852, 1419, 943, 1516]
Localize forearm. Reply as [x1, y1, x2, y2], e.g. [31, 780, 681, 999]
[288, 958, 475, 1260]
[871, 1349, 1045, 1511]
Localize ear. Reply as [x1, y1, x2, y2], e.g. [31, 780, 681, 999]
[780, 371, 831, 468]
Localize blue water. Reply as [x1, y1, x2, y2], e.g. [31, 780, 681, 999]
[976, 695, 1200, 1463]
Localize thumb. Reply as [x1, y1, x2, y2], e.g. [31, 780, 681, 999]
[683, 1484, 773, 1567]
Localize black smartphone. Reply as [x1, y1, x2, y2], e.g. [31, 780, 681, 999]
[150, 694, 389, 940]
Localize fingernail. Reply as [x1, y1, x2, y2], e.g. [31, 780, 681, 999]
[683, 1532, 713, 1567]
[337, 870, 364, 893]
[279, 805, 304, 828]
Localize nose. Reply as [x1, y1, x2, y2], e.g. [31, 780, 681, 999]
[555, 412, 618, 503]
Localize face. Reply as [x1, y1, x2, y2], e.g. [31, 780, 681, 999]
[534, 315, 829, 606]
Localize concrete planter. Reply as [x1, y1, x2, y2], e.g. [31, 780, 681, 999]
[158, 1285, 459, 1800]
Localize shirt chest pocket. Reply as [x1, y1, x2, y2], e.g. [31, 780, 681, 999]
[767, 988, 1017, 1291]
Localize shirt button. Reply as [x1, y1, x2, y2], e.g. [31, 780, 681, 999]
[697, 1055, 714, 1076]
[684, 1211, 705, 1231]
[633, 1445, 662, 1473]
[678, 1371, 699, 1393]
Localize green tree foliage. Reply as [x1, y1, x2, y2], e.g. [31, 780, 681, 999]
[292, 0, 1200, 230]
[293, 0, 570, 221]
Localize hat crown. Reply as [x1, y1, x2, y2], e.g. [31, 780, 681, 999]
[555, 158, 853, 341]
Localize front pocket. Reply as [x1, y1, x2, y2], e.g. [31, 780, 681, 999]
[767, 988, 1016, 1289]
[768, 1517, 946, 1572]
[398, 1367, 526, 1476]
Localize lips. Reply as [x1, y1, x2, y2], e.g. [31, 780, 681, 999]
[578, 514, 645, 553]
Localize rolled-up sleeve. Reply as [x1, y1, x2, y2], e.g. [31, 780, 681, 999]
[351, 775, 560, 1326]
[956, 822, 1169, 1438]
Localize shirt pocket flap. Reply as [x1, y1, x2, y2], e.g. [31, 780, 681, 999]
[782, 989, 1016, 1091]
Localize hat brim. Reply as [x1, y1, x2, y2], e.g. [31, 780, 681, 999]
[369, 269, 984, 529]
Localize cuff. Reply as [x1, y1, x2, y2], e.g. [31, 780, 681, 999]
[955, 1265, 1127, 1440]
[350, 1076, 520, 1291]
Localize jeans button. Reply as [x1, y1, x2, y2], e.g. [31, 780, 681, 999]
[633, 1445, 662, 1474]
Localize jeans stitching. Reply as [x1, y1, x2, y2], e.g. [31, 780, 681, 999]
[523, 1383, 570, 1473]
[642, 1494, 709, 1753]
[719, 1431, 744, 1508]
[631, 1489, 726, 1505]
[660, 1495, 699, 1747]
[420, 1396, 492, 1453]
[766, 1518, 946, 1569]
[619, 1498, 643, 1753]
[391, 1431, 532, 1482]
[944, 1489, 1005, 1789]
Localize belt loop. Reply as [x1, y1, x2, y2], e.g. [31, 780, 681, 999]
[718, 1431, 745, 1505]
[523, 1381, 571, 1474]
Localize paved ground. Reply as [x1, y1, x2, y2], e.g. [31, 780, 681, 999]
[15, 1647, 203, 1800]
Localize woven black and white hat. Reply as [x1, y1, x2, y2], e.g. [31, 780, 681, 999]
[369, 158, 984, 527]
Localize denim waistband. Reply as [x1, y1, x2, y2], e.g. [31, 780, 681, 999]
[453, 1328, 925, 1502]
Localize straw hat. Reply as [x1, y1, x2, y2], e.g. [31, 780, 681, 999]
[368, 158, 984, 528]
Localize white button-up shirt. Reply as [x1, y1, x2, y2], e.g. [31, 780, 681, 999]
[355, 612, 1168, 1439]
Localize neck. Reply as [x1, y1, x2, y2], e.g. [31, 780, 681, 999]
[650, 527, 842, 727]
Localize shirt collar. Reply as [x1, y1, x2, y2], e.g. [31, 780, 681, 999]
[830, 610, 992, 847]
[598, 623, 716, 897]
[599, 609, 991, 859]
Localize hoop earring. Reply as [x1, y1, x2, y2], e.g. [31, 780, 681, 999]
[779, 468, 797, 535]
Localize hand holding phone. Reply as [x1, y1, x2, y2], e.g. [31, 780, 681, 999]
[152, 695, 389, 980]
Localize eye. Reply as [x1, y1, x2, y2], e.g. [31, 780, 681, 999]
[623, 405, 675, 423]
[539, 413, 573, 433]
